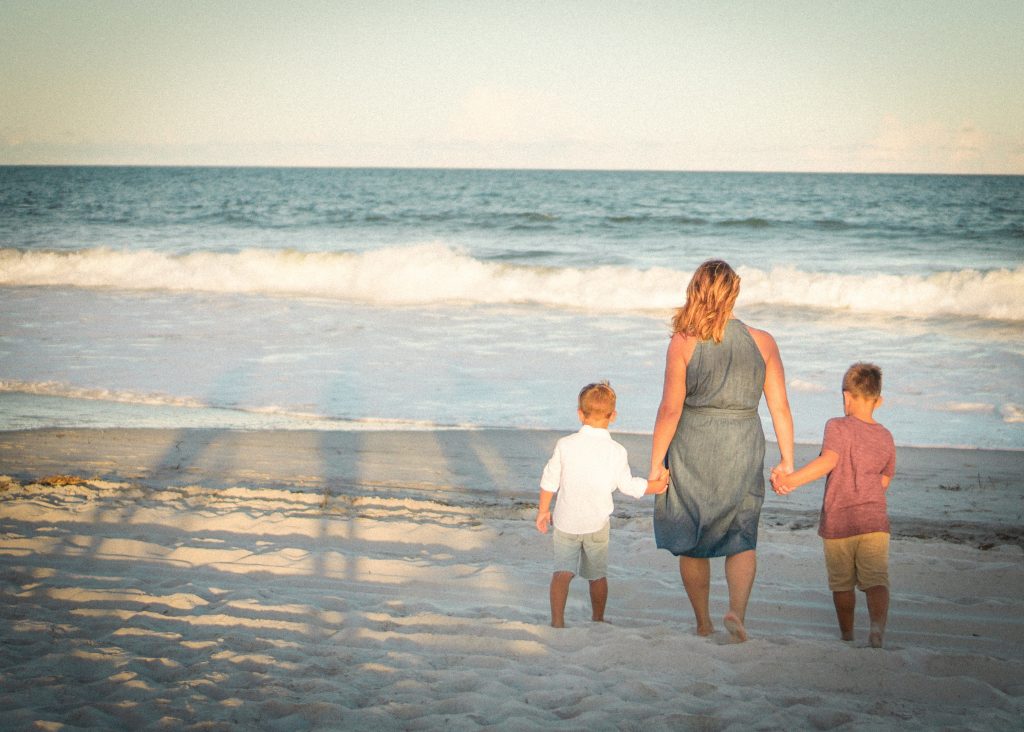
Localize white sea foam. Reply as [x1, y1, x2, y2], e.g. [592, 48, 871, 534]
[788, 379, 829, 393]
[739, 265, 1024, 322]
[942, 402, 996, 414]
[1001, 403, 1024, 423]
[0, 380, 474, 431]
[0, 380, 207, 409]
[2, 245, 1023, 321]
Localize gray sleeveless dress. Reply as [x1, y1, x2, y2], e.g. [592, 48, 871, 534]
[654, 319, 767, 558]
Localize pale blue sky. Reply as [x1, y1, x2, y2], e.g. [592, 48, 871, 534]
[2, 0, 1022, 172]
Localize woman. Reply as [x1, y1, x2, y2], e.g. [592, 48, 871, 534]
[649, 259, 794, 641]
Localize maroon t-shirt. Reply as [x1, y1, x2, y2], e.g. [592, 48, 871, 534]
[818, 415, 896, 539]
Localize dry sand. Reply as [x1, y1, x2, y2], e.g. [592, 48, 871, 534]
[1, 428, 1022, 730]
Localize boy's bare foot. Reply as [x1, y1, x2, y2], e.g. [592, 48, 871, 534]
[696, 623, 715, 637]
[869, 624, 884, 648]
[723, 612, 748, 642]
[841, 630, 855, 642]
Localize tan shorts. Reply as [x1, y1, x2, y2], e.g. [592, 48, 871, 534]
[822, 532, 890, 592]
[553, 522, 610, 580]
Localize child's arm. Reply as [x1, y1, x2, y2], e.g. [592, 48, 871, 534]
[537, 442, 562, 532]
[881, 439, 895, 491]
[536, 489, 556, 533]
[616, 453, 668, 498]
[773, 449, 839, 495]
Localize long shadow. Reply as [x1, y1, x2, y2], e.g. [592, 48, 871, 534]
[314, 357, 538, 623]
[2, 327, 563, 722]
[76, 364, 260, 565]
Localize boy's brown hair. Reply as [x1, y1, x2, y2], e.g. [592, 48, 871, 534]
[842, 362, 883, 399]
[578, 381, 616, 418]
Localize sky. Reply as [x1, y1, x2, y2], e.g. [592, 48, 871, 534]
[1, 0, 1022, 174]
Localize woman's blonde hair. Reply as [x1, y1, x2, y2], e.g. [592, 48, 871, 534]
[671, 259, 740, 342]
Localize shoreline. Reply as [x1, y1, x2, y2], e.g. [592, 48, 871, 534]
[2, 427, 1021, 548]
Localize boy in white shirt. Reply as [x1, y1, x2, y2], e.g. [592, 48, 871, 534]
[536, 381, 669, 627]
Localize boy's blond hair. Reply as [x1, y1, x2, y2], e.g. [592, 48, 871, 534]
[671, 259, 740, 343]
[578, 381, 616, 418]
[843, 362, 883, 399]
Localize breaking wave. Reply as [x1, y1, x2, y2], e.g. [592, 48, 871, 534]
[2, 245, 1023, 321]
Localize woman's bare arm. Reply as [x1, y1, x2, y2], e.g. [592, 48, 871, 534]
[649, 333, 693, 478]
[749, 326, 794, 474]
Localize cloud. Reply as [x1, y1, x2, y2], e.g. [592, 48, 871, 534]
[446, 86, 596, 146]
[952, 124, 988, 164]
[864, 115, 948, 168]
[855, 114, 1013, 174]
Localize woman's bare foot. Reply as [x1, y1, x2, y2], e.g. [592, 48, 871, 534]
[696, 622, 715, 637]
[723, 612, 748, 642]
[869, 624, 884, 648]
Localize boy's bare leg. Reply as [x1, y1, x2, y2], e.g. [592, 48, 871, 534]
[723, 550, 756, 642]
[549, 571, 573, 628]
[865, 585, 889, 648]
[679, 556, 714, 636]
[832, 590, 856, 641]
[589, 577, 608, 622]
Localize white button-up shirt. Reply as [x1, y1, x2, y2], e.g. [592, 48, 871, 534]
[540, 425, 649, 534]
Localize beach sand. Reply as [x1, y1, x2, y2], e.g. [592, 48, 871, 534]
[1, 428, 1022, 730]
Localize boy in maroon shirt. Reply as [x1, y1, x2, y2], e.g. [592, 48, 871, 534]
[772, 363, 896, 648]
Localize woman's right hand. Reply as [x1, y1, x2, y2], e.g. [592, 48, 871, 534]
[771, 461, 794, 478]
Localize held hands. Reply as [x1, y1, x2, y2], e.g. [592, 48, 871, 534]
[770, 462, 796, 495]
[535, 509, 552, 534]
[646, 466, 670, 495]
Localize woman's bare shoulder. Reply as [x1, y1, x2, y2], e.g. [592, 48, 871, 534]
[744, 323, 775, 344]
[743, 324, 779, 358]
[667, 331, 698, 360]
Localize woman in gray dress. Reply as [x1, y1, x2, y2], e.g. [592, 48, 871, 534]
[649, 259, 794, 641]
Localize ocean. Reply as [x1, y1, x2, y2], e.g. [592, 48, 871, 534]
[1, 166, 1022, 450]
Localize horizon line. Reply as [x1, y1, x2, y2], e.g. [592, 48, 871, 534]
[1, 162, 1021, 178]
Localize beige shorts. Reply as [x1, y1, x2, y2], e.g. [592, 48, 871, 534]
[552, 522, 610, 580]
[822, 532, 890, 592]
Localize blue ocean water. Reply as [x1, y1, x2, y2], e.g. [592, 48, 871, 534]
[1, 166, 1022, 449]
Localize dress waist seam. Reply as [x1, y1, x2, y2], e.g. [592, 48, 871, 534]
[684, 405, 759, 419]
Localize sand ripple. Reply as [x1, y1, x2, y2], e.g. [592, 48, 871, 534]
[1, 473, 1022, 730]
